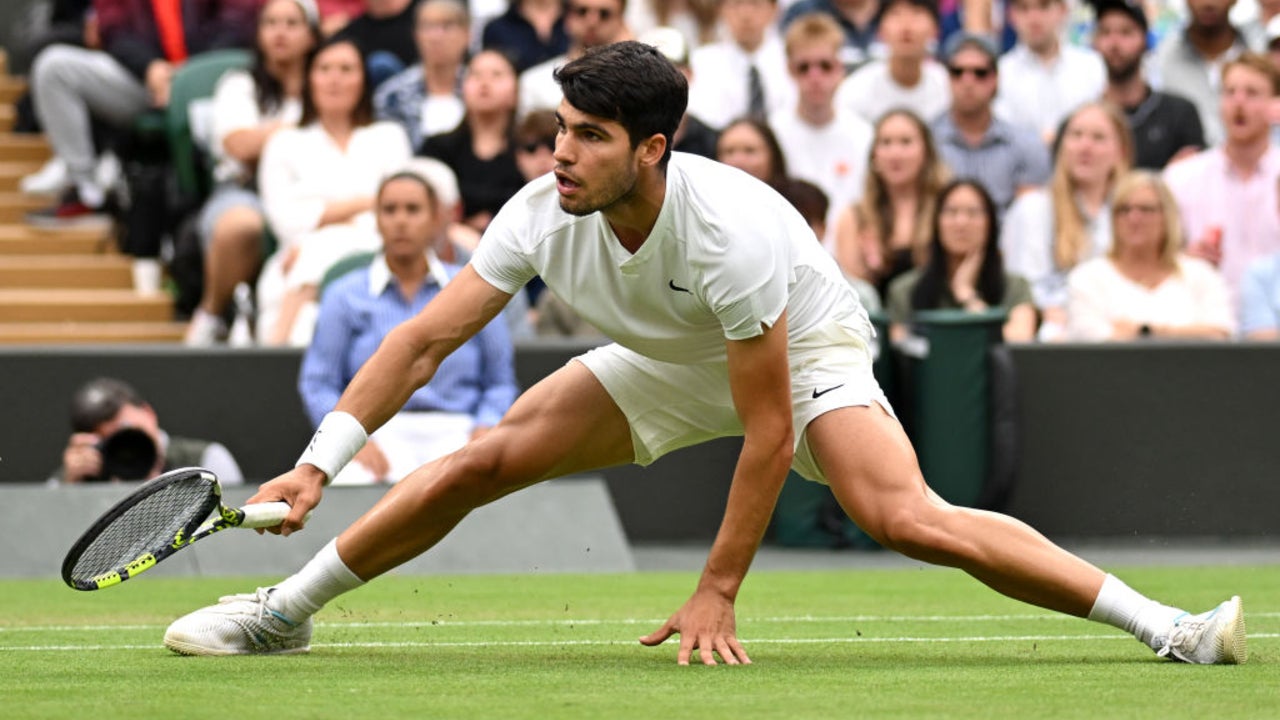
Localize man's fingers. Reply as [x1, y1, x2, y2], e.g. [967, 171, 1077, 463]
[677, 633, 695, 666]
[699, 638, 717, 666]
[638, 620, 674, 647]
[714, 638, 740, 665]
[727, 637, 751, 665]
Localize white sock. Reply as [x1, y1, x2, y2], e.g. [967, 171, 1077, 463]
[268, 539, 365, 622]
[1087, 574, 1185, 649]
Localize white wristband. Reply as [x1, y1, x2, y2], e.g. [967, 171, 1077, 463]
[296, 411, 368, 485]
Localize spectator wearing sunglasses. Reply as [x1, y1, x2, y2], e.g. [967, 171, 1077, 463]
[770, 13, 873, 230]
[930, 31, 1049, 214]
[518, 0, 630, 116]
[995, 0, 1105, 146]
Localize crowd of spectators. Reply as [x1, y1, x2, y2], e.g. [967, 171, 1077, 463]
[16, 0, 1280, 351]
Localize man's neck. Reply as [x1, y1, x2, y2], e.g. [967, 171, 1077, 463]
[797, 100, 835, 126]
[1103, 75, 1149, 109]
[605, 170, 667, 254]
[887, 56, 923, 87]
[950, 106, 993, 143]
[1187, 24, 1237, 59]
[423, 61, 460, 94]
[1224, 135, 1271, 175]
[1027, 38, 1061, 64]
[836, 0, 877, 27]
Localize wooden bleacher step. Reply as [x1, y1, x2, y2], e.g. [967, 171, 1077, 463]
[0, 321, 188, 344]
[0, 161, 48, 192]
[0, 77, 26, 106]
[0, 288, 172, 323]
[0, 105, 14, 134]
[0, 191, 59, 222]
[0, 255, 132, 288]
[0, 133, 51, 163]
[0, 224, 115, 255]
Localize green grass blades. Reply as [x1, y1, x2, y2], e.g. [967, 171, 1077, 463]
[1, 566, 1277, 720]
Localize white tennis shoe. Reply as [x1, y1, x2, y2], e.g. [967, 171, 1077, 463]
[164, 587, 312, 656]
[1155, 595, 1247, 664]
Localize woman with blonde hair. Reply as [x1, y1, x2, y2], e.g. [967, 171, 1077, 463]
[1065, 171, 1234, 341]
[833, 108, 950, 298]
[1001, 101, 1132, 340]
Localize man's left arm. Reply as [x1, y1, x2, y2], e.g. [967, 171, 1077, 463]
[639, 312, 795, 665]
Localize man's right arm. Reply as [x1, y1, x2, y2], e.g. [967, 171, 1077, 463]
[250, 266, 514, 532]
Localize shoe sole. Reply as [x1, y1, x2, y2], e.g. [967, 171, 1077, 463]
[164, 637, 311, 656]
[25, 214, 113, 229]
[1217, 596, 1248, 665]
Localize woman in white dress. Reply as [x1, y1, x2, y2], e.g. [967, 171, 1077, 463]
[1066, 171, 1234, 341]
[256, 36, 413, 346]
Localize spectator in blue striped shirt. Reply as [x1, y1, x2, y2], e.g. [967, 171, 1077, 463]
[298, 167, 519, 485]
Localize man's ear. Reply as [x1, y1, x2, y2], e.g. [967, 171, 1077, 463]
[637, 133, 668, 169]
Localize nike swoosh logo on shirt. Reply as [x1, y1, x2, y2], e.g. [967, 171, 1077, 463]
[668, 280, 691, 293]
[811, 384, 844, 399]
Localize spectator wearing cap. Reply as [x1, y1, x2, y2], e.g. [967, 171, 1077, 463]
[1152, 0, 1250, 146]
[639, 26, 721, 158]
[780, 0, 883, 72]
[930, 31, 1049, 213]
[53, 378, 243, 485]
[835, 0, 950, 125]
[1095, 0, 1206, 169]
[771, 13, 874, 223]
[995, 0, 1105, 145]
[1163, 53, 1280, 311]
[688, 0, 795, 130]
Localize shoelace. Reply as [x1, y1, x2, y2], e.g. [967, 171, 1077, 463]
[1155, 617, 1204, 659]
[216, 588, 276, 623]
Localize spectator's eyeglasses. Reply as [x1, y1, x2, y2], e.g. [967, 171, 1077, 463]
[1115, 203, 1161, 216]
[793, 59, 838, 75]
[520, 139, 557, 153]
[568, 4, 616, 20]
[947, 65, 994, 80]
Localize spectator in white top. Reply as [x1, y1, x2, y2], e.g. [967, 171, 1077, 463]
[995, 0, 1106, 145]
[518, 0, 630, 116]
[835, 0, 950, 124]
[1067, 171, 1234, 340]
[770, 12, 874, 224]
[185, 0, 321, 347]
[256, 37, 414, 346]
[688, 0, 795, 129]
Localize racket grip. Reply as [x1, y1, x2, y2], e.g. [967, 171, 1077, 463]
[239, 502, 309, 529]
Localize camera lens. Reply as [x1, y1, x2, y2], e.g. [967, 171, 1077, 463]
[97, 428, 158, 481]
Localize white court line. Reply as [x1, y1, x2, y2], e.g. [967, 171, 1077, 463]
[6, 612, 1280, 634]
[3, 633, 1279, 653]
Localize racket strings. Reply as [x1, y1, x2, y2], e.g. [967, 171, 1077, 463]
[66, 481, 216, 581]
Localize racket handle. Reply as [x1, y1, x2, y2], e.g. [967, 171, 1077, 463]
[239, 501, 308, 529]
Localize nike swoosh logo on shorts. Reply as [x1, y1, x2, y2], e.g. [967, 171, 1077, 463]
[812, 384, 844, 399]
[668, 280, 691, 293]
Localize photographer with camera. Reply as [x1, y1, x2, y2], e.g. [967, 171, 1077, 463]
[51, 378, 244, 485]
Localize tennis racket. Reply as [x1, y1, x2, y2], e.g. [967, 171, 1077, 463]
[61, 467, 302, 591]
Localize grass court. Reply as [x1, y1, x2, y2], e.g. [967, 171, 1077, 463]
[2, 564, 1277, 719]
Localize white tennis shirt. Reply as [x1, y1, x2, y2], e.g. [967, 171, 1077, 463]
[472, 153, 870, 365]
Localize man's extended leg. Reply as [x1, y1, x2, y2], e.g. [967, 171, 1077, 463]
[805, 405, 1246, 664]
[165, 361, 636, 655]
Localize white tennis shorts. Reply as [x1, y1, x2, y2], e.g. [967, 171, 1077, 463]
[576, 317, 894, 484]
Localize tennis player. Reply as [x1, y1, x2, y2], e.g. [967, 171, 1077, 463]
[165, 41, 1246, 665]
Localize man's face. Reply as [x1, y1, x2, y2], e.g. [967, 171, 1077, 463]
[946, 45, 998, 115]
[415, 3, 470, 66]
[94, 404, 162, 446]
[721, 0, 778, 51]
[1186, 0, 1236, 31]
[879, 4, 937, 62]
[1093, 13, 1146, 82]
[1220, 64, 1274, 146]
[565, 0, 626, 49]
[788, 41, 844, 108]
[552, 100, 647, 216]
[1009, 0, 1065, 53]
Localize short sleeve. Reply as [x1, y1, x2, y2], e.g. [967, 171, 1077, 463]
[210, 71, 261, 155]
[696, 213, 793, 340]
[470, 211, 538, 295]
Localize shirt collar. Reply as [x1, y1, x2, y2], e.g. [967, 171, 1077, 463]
[367, 250, 450, 296]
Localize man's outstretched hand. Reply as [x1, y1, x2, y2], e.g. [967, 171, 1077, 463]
[247, 465, 326, 536]
[638, 588, 751, 666]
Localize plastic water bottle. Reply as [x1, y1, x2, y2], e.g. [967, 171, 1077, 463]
[228, 283, 255, 348]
